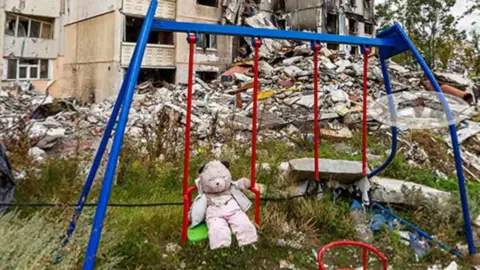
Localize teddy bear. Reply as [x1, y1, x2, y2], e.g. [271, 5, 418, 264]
[189, 160, 258, 250]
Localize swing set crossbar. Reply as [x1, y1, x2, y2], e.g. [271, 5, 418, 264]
[58, 1, 476, 269]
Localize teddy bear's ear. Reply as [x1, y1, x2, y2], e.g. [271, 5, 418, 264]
[198, 163, 207, 174]
[221, 161, 230, 169]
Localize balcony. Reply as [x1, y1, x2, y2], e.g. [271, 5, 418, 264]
[122, 0, 176, 19]
[121, 42, 175, 67]
[3, 36, 58, 59]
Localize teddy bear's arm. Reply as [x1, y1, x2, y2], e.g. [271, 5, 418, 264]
[233, 177, 251, 191]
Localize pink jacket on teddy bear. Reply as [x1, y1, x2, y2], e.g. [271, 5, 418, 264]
[189, 161, 258, 249]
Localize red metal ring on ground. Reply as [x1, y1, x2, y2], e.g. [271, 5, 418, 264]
[317, 240, 388, 270]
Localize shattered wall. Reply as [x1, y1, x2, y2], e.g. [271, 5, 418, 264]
[4, 0, 60, 17]
[284, 0, 322, 32]
[63, 11, 123, 103]
[258, 0, 284, 12]
[3, 36, 58, 58]
[284, 0, 321, 12]
[175, 0, 233, 83]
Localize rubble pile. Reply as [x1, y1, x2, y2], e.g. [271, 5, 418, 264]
[1, 47, 480, 160]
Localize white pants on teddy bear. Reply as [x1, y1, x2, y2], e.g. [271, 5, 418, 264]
[206, 199, 258, 249]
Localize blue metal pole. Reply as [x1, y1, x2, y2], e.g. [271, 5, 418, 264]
[61, 59, 135, 249]
[368, 52, 398, 178]
[151, 20, 397, 47]
[373, 203, 463, 258]
[82, 1, 158, 268]
[400, 37, 476, 255]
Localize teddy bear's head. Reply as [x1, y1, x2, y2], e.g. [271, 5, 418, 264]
[197, 161, 232, 194]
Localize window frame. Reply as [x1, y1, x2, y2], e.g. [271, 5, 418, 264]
[196, 34, 218, 51]
[4, 13, 54, 39]
[5, 59, 50, 80]
[365, 23, 374, 35]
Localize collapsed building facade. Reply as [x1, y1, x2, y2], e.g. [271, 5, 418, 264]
[1, 0, 65, 96]
[0, 0, 375, 103]
[63, 0, 234, 103]
[1, 0, 234, 102]
[284, 0, 375, 54]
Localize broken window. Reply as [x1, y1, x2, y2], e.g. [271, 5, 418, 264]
[348, 19, 358, 35]
[137, 68, 176, 84]
[327, 43, 339, 50]
[364, 0, 372, 8]
[5, 59, 50, 80]
[197, 0, 217, 7]
[157, 31, 174, 45]
[7, 60, 17, 79]
[196, 71, 217, 83]
[350, 46, 359, 55]
[365, 23, 374, 35]
[30, 20, 41, 38]
[5, 15, 16, 36]
[17, 17, 28, 37]
[125, 17, 174, 45]
[40, 60, 49, 79]
[42, 23, 53, 39]
[350, 0, 356, 7]
[326, 13, 338, 34]
[5, 13, 54, 39]
[197, 34, 217, 50]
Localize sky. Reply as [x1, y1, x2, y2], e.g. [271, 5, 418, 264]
[375, 0, 480, 33]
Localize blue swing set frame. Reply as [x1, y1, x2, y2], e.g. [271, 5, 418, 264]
[60, 1, 476, 268]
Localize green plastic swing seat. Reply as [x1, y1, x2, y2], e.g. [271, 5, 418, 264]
[187, 223, 209, 243]
[187, 223, 234, 243]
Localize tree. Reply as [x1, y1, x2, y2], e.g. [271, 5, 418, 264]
[464, 30, 480, 75]
[464, 0, 480, 16]
[375, 0, 462, 69]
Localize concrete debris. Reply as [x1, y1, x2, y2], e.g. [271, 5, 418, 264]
[28, 147, 47, 161]
[289, 158, 364, 184]
[370, 177, 450, 205]
[279, 260, 296, 270]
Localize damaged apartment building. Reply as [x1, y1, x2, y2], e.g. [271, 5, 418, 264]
[1, 0, 233, 103]
[284, 0, 375, 54]
[1, 0, 65, 96]
[63, 0, 233, 102]
[1, 0, 374, 103]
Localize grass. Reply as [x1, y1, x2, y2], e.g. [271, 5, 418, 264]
[2, 124, 480, 269]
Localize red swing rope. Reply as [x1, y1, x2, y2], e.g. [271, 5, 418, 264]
[362, 47, 371, 177]
[250, 38, 262, 225]
[313, 42, 321, 181]
[182, 33, 197, 243]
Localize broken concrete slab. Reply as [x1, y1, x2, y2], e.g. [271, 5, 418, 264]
[289, 158, 365, 184]
[320, 56, 337, 70]
[320, 127, 353, 140]
[330, 89, 349, 103]
[283, 56, 303, 65]
[283, 66, 304, 78]
[28, 147, 46, 161]
[295, 95, 316, 108]
[233, 72, 252, 82]
[436, 72, 473, 88]
[370, 177, 450, 205]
